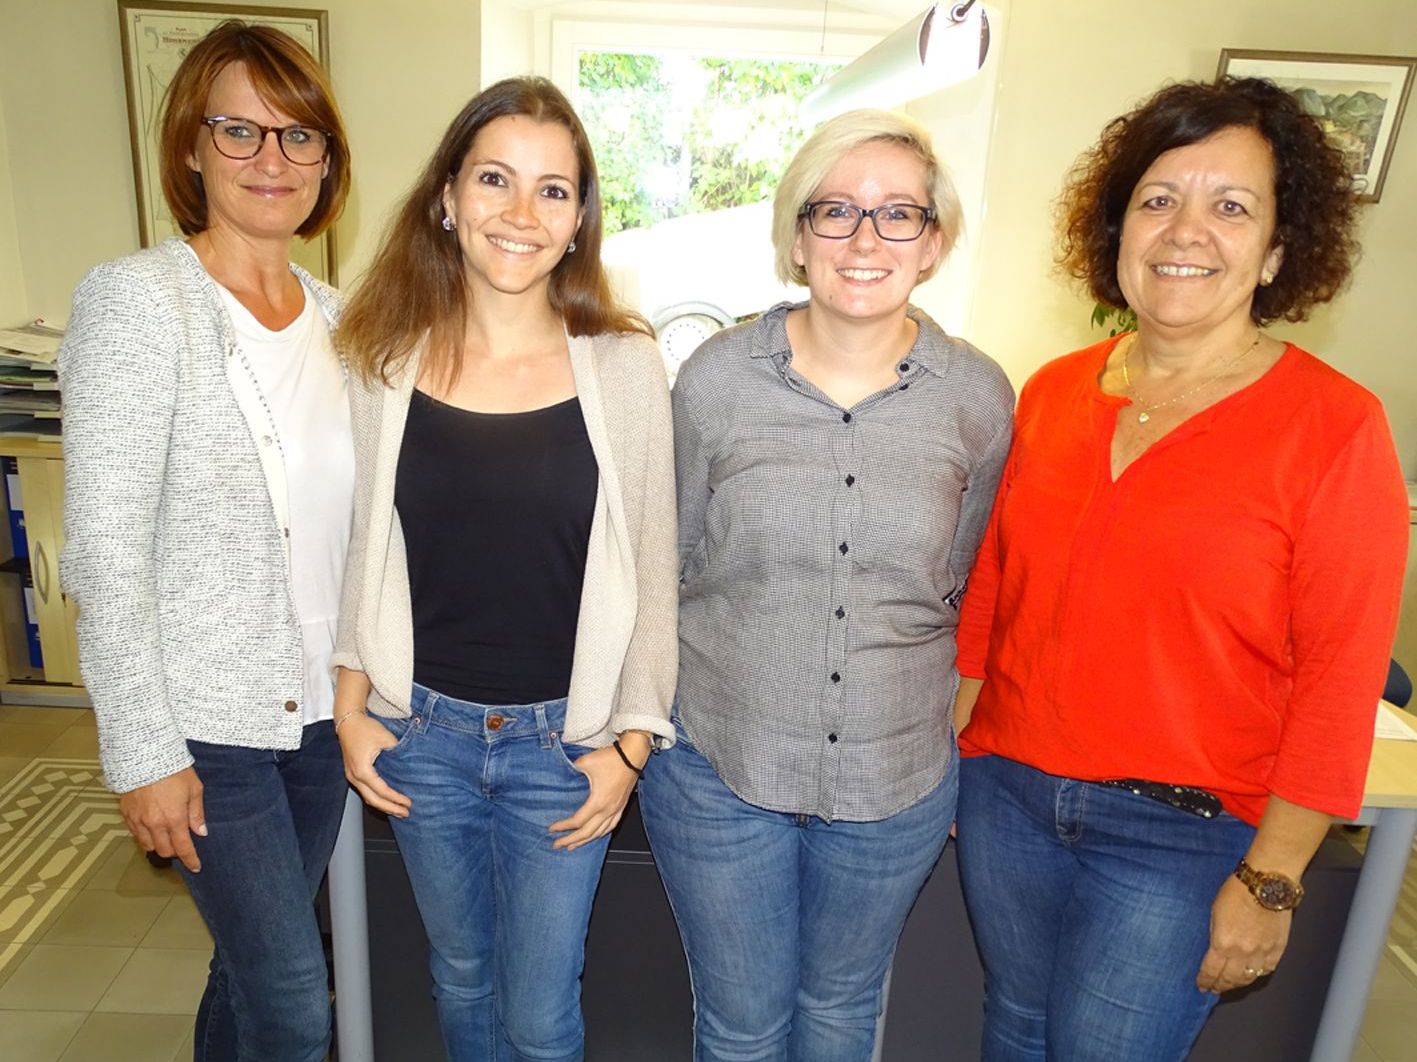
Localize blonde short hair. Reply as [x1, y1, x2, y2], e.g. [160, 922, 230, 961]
[772, 109, 961, 286]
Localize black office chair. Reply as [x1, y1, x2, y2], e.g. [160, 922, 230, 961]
[1385, 658, 1412, 709]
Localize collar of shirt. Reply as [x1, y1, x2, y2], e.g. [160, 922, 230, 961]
[747, 300, 961, 380]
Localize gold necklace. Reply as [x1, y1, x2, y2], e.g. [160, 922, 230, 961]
[1121, 332, 1261, 425]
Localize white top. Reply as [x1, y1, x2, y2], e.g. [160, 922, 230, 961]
[217, 285, 354, 725]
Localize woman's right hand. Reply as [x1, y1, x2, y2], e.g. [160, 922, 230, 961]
[337, 713, 412, 818]
[118, 766, 208, 873]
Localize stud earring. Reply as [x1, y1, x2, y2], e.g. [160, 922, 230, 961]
[442, 216, 455, 232]
[566, 240, 577, 254]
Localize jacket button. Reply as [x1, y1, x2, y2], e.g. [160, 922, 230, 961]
[284, 700, 298, 713]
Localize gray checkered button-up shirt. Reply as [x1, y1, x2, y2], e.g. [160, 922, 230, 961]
[673, 302, 1013, 822]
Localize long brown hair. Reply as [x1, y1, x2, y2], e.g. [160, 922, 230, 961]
[338, 77, 648, 385]
[159, 20, 349, 238]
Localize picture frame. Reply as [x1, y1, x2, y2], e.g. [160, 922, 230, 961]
[1217, 48, 1416, 203]
[116, 1, 336, 282]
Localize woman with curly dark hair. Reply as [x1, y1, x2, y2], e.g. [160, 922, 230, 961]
[952, 77, 1408, 1060]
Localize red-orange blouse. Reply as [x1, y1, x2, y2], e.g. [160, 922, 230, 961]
[957, 336, 1408, 825]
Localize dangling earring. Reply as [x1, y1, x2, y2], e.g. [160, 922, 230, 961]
[442, 216, 455, 232]
[566, 240, 577, 254]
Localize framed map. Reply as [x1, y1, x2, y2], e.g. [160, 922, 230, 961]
[1218, 49, 1416, 203]
[117, 2, 335, 281]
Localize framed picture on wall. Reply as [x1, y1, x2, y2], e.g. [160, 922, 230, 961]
[1217, 48, 1416, 203]
[116, 1, 336, 282]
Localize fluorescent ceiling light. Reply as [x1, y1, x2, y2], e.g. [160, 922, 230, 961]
[801, 2, 991, 121]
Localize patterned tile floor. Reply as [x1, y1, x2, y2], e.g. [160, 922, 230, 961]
[0, 705, 207, 1062]
[1, 702, 1415, 1060]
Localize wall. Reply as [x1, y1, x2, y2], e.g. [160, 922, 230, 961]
[966, 0, 1417, 474]
[0, 0, 482, 322]
[0, 101, 25, 325]
[481, 2, 534, 89]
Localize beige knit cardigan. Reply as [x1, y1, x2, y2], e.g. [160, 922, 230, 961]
[330, 329, 678, 747]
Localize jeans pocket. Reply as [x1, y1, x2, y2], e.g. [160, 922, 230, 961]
[373, 713, 418, 762]
[551, 734, 593, 781]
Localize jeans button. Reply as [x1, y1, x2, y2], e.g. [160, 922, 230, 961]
[486, 715, 505, 731]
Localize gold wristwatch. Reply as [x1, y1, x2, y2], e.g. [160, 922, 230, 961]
[1234, 859, 1305, 911]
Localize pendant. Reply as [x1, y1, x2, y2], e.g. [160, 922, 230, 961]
[1137, 411, 1150, 424]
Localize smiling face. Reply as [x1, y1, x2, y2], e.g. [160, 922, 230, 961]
[185, 61, 326, 243]
[1117, 125, 1285, 341]
[441, 115, 584, 305]
[791, 139, 943, 327]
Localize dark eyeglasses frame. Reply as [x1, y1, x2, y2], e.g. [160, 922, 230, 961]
[200, 116, 331, 166]
[799, 199, 937, 241]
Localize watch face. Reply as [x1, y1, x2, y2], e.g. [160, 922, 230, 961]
[1256, 876, 1300, 910]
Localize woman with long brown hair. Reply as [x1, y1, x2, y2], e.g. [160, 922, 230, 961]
[330, 77, 676, 1061]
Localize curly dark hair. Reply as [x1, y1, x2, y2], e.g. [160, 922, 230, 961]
[1056, 77, 1359, 325]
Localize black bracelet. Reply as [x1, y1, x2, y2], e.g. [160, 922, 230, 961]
[612, 738, 644, 778]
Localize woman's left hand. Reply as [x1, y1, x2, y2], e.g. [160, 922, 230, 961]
[1195, 875, 1292, 993]
[549, 733, 649, 851]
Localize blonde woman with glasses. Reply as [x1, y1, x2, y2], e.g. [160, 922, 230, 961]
[640, 109, 1013, 1061]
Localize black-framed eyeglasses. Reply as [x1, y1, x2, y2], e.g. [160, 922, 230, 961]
[201, 116, 330, 166]
[799, 200, 936, 241]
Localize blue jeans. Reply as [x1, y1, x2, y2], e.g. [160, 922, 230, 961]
[639, 724, 956, 1062]
[374, 684, 611, 1062]
[179, 720, 346, 1062]
[955, 754, 1257, 1062]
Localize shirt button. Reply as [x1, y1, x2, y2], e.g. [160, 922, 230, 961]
[835, 606, 845, 619]
[830, 672, 841, 683]
[842, 412, 852, 423]
[828, 733, 839, 743]
[839, 542, 849, 554]
[844, 474, 855, 486]
[486, 715, 505, 731]
[262, 435, 273, 446]
[899, 383, 910, 390]
[283, 700, 298, 713]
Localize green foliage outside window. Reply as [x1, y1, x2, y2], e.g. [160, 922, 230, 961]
[578, 52, 839, 236]
[1091, 303, 1138, 336]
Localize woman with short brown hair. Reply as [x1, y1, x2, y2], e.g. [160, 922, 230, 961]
[954, 77, 1407, 1060]
[61, 20, 353, 1061]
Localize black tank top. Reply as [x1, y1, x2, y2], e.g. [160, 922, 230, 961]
[395, 389, 598, 704]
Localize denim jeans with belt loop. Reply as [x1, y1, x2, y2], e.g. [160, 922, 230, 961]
[179, 720, 347, 1062]
[955, 753, 1257, 1062]
[640, 720, 956, 1062]
[373, 683, 611, 1062]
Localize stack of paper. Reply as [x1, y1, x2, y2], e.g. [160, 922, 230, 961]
[0, 325, 62, 438]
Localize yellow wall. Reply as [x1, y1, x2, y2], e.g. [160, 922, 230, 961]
[0, 100, 25, 325]
[0, 0, 482, 321]
[969, 0, 1417, 473]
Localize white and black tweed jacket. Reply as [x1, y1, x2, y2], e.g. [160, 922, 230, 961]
[59, 238, 344, 793]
